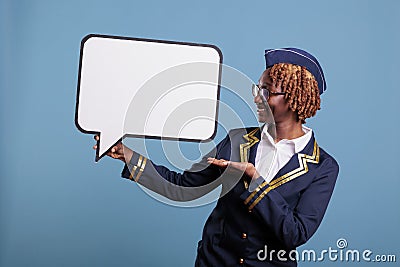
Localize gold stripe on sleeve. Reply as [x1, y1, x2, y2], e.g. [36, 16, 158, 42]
[129, 155, 143, 180]
[134, 157, 147, 182]
[244, 181, 269, 205]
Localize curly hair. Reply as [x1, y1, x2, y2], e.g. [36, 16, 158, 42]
[269, 63, 321, 123]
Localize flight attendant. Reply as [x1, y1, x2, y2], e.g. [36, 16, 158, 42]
[94, 48, 339, 266]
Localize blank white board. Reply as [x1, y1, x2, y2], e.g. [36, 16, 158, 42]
[75, 34, 222, 161]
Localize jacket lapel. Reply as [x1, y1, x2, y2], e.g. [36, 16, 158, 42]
[238, 127, 260, 189]
[268, 133, 320, 188]
[239, 127, 260, 163]
[238, 128, 320, 190]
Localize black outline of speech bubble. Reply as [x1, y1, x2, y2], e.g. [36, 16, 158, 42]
[75, 34, 223, 161]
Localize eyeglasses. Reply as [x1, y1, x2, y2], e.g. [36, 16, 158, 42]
[252, 84, 285, 100]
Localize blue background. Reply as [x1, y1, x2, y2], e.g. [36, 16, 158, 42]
[1, 0, 399, 266]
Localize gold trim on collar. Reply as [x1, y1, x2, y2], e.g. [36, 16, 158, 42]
[239, 128, 260, 162]
[240, 128, 259, 189]
[245, 140, 320, 209]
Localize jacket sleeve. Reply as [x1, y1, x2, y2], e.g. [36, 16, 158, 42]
[239, 157, 339, 249]
[121, 134, 231, 201]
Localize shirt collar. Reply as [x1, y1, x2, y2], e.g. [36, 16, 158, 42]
[261, 124, 313, 153]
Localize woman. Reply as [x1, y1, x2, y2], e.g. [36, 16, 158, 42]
[94, 48, 339, 266]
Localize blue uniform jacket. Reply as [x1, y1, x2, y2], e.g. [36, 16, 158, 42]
[121, 127, 339, 267]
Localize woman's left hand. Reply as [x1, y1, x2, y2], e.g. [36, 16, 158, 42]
[207, 157, 260, 180]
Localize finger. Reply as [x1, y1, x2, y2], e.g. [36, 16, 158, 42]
[217, 158, 229, 165]
[207, 157, 215, 164]
[93, 145, 97, 150]
[107, 152, 117, 159]
[94, 135, 99, 141]
[207, 158, 229, 167]
[111, 145, 119, 153]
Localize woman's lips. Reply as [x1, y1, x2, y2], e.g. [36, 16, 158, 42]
[257, 104, 266, 114]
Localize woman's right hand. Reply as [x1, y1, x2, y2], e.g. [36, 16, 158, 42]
[93, 135, 133, 163]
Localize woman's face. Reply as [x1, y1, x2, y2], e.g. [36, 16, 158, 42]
[254, 68, 290, 123]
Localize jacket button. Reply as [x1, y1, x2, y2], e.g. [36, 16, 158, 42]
[239, 258, 244, 264]
[242, 233, 247, 239]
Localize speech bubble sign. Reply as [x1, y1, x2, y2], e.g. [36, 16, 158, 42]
[75, 34, 222, 161]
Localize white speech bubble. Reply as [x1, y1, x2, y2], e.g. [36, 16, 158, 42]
[75, 34, 222, 161]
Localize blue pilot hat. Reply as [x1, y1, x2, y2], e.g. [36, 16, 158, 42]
[265, 48, 326, 94]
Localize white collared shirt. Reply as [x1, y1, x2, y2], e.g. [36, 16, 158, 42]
[254, 125, 313, 184]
